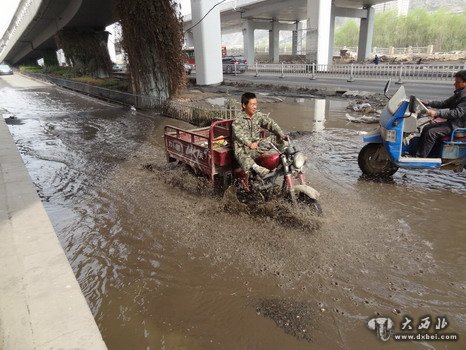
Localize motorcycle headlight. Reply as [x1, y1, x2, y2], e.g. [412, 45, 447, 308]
[293, 152, 306, 168]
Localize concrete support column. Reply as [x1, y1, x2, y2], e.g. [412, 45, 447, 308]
[55, 29, 112, 78]
[297, 22, 303, 54]
[185, 30, 194, 48]
[242, 20, 255, 65]
[306, 0, 332, 65]
[191, 0, 222, 85]
[292, 21, 298, 56]
[328, 4, 336, 63]
[357, 6, 375, 62]
[269, 20, 279, 63]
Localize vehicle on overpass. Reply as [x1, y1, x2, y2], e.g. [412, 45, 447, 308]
[358, 82, 466, 177]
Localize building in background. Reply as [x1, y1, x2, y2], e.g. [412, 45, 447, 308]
[374, 0, 410, 15]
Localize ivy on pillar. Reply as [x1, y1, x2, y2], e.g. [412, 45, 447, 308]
[115, 0, 185, 99]
[55, 29, 112, 78]
[18, 57, 40, 67]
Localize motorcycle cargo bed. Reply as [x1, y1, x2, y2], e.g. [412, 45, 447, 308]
[164, 120, 235, 182]
[212, 146, 233, 166]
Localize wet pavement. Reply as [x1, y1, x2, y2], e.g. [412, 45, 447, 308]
[1, 74, 465, 349]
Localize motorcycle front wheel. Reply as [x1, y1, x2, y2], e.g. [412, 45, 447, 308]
[358, 143, 398, 177]
[296, 192, 322, 216]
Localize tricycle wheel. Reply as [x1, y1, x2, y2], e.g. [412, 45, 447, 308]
[358, 143, 398, 177]
[296, 192, 322, 216]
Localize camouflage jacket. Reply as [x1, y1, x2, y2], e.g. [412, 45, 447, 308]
[232, 111, 284, 148]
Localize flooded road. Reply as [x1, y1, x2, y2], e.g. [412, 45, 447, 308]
[1, 74, 465, 349]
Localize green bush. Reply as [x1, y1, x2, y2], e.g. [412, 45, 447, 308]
[19, 65, 43, 73]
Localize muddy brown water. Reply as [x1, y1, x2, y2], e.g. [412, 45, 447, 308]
[1, 77, 465, 349]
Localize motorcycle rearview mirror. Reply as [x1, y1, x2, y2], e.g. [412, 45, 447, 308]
[408, 95, 416, 113]
[383, 79, 391, 99]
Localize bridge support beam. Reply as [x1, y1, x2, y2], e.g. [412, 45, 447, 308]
[306, 0, 332, 65]
[269, 21, 280, 63]
[242, 20, 255, 67]
[357, 6, 375, 62]
[184, 30, 194, 48]
[55, 29, 112, 78]
[291, 22, 299, 56]
[328, 5, 336, 63]
[191, 0, 223, 85]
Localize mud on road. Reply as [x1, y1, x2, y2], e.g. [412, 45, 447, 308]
[1, 77, 465, 349]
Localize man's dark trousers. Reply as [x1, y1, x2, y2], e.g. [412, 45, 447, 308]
[416, 122, 452, 157]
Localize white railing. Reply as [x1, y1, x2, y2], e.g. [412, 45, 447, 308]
[249, 62, 465, 81]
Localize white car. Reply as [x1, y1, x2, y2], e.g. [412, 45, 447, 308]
[0, 64, 13, 75]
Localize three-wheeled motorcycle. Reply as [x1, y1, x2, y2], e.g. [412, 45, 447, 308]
[164, 119, 321, 212]
[358, 81, 466, 176]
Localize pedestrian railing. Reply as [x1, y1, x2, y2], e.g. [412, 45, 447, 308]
[164, 100, 237, 125]
[249, 62, 465, 82]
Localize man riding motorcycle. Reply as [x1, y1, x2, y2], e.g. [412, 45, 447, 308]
[416, 70, 466, 158]
[232, 92, 288, 177]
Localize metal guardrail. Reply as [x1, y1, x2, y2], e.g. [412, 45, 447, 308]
[249, 62, 465, 82]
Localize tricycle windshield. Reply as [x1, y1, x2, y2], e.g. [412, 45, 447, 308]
[387, 85, 406, 114]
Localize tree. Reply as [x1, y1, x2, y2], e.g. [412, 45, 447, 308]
[334, 8, 465, 52]
[334, 20, 359, 47]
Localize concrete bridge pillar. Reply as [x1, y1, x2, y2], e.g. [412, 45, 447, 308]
[269, 20, 279, 63]
[292, 21, 299, 56]
[55, 29, 112, 78]
[357, 6, 375, 62]
[191, 0, 222, 85]
[242, 20, 255, 65]
[306, 0, 332, 65]
[185, 30, 194, 48]
[328, 4, 336, 63]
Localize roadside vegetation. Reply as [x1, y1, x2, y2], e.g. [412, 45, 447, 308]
[335, 7, 465, 52]
[18, 65, 129, 92]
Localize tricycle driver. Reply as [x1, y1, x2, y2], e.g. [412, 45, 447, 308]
[416, 69, 466, 158]
[232, 92, 288, 177]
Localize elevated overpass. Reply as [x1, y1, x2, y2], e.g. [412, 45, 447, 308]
[183, 0, 391, 68]
[0, 0, 393, 86]
[0, 0, 115, 66]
